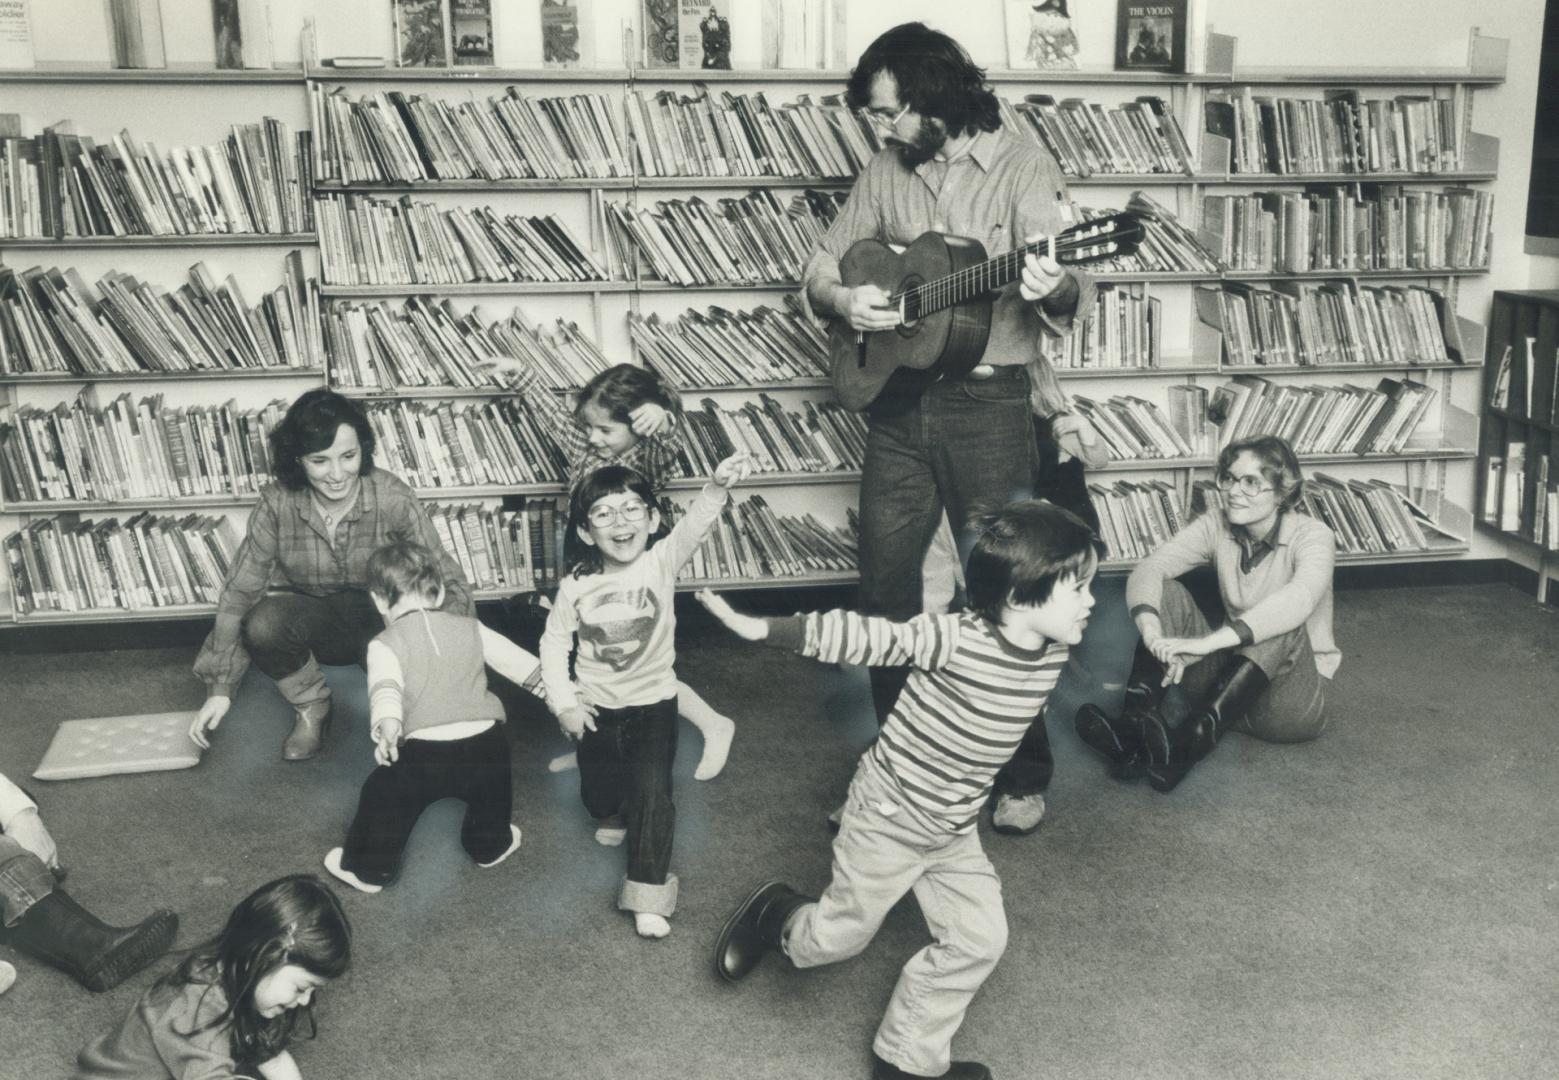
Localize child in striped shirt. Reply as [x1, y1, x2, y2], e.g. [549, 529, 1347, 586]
[702, 499, 1101, 1080]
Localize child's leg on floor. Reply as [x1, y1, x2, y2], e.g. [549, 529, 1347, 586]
[452, 724, 519, 866]
[336, 748, 444, 888]
[872, 830, 1006, 1078]
[577, 713, 629, 841]
[616, 698, 679, 936]
[784, 759, 926, 971]
[676, 681, 734, 780]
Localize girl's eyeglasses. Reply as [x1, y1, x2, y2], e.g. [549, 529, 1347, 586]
[1216, 474, 1274, 498]
[866, 102, 911, 133]
[587, 501, 649, 527]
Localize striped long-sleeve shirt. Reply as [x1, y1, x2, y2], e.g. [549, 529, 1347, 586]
[769, 609, 1069, 833]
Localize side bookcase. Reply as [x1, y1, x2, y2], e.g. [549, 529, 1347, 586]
[1477, 290, 1559, 602]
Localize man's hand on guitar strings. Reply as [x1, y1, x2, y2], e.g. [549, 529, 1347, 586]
[1019, 245, 1066, 304]
[841, 283, 901, 333]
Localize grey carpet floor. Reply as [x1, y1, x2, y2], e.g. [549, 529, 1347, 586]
[0, 582, 1556, 1080]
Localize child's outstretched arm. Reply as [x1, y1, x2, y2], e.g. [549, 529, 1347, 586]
[658, 451, 754, 573]
[477, 624, 547, 704]
[696, 589, 960, 671]
[364, 640, 405, 766]
[477, 356, 588, 463]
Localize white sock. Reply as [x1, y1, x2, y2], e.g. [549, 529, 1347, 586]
[323, 848, 382, 894]
[634, 912, 670, 939]
[692, 713, 735, 781]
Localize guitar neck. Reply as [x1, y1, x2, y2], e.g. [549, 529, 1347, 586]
[900, 236, 1057, 319]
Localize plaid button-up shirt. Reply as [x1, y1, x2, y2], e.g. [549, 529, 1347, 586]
[193, 468, 474, 698]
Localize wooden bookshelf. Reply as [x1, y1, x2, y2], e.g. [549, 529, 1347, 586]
[1476, 291, 1559, 602]
[0, 29, 1510, 624]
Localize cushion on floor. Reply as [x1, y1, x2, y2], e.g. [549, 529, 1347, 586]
[32, 712, 202, 781]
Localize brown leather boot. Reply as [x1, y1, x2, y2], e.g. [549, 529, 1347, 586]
[5, 889, 177, 992]
[282, 701, 332, 761]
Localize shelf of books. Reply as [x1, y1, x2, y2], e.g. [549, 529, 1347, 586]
[0, 28, 1509, 625]
[1476, 291, 1559, 601]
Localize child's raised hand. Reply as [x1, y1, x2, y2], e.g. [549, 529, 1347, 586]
[696, 589, 769, 641]
[712, 451, 754, 489]
[629, 402, 671, 437]
[372, 718, 403, 766]
[558, 704, 598, 741]
[475, 356, 526, 386]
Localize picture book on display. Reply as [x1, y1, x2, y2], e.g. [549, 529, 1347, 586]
[678, 0, 730, 70]
[1005, 0, 1080, 70]
[642, 0, 677, 67]
[541, 0, 583, 68]
[105, 0, 166, 69]
[1114, 0, 1186, 73]
[0, 0, 34, 69]
[211, 0, 272, 69]
[394, 0, 448, 67]
[449, 0, 492, 66]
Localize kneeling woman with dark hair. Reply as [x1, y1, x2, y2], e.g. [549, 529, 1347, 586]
[1075, 435, 1339, 792]
[189, 389, 473, 761]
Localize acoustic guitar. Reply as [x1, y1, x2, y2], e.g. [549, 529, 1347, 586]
[827, 212, 1145, 411]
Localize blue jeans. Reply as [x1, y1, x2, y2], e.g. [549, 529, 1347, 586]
[860, 367, 1039, 729]
[0, 837, 55, 928]
[784, 757, 1007, 1076]
[578, 697, 680, 917]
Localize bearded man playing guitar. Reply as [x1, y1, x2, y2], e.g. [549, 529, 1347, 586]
[803, 22, 1099, 836]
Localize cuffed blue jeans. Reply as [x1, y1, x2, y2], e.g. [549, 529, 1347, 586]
[783, 757, 1008, 1077]
[861, 368, 1043, 788]
[578, 697, 680, 917]
[0, 837, 55, 928]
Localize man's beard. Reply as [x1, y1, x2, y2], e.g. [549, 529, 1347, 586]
[887, 117, 947, 167]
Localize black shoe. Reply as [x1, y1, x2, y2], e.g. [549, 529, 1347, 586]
[871, 1052, 992, 1079]
[714, 881, 812, 983]
[1074, 703, 1142, 767]
[8, 889, 177, 992]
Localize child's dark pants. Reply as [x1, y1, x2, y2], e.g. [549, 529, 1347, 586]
[340, 722, 513, 885]
[578, 697, 680, 916]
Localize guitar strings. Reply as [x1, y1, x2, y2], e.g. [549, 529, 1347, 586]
[887, 220, 1134, 309]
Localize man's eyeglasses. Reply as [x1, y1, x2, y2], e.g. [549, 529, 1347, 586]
[586, 501, 649, 528]
[1216, 474, 1274, 498]
[866, 102, 911, 133]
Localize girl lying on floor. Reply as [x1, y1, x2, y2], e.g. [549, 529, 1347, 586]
[75, 875, 351, 1080]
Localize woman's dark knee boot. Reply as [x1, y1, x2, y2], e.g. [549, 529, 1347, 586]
[1074, 643, 1166, 777]
[1147, 656, 1269, 793]
[4, 889, 177, 992]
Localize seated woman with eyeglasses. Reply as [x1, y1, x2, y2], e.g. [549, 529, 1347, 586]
[1073, 435, 1339, 792]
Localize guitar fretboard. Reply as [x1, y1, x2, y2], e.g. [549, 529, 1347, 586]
[891, 217, 1136, 320]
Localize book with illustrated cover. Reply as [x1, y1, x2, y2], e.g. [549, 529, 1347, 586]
[677, 0, 729, 70]
[642, 0, 678, 67]
[1114, 0, 1185, 74]
[105, 0, 165, 69]
[449, 0, 492, 66]
[394, 0, 448, 67]
[541, 0, 583, 68]
[1005, 0, 1079, 70]
[0, 0, 34, 69]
